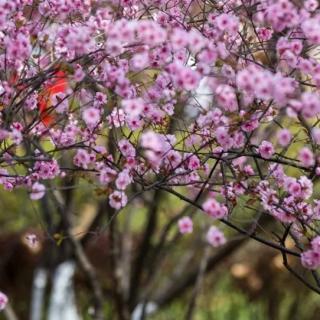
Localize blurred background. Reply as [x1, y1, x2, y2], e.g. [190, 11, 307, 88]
[1, 184, 320, 320]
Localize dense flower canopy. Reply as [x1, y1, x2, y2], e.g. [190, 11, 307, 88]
[1, 1, 320, 301]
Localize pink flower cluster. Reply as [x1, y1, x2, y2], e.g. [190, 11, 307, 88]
[178, 216, 193, 234]
[1, 0, 320, 281]
[202, 198, 228, 220]
[301, 236, 320, 270]
[206, 226, 226, 247]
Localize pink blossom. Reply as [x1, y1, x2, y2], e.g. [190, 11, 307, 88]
[257, 28, 273, 41]
[202, 198, 228, 219]
[277, 129, 292, 147]
[259, 141, 274, 159]
[115, 170, 132, 190]
[187, 155, 201, 171]
[215, 127, 232, 150]
[127, 117, 143, 131]
[109, 191, 128, 210]
[99, 167, 117, 185]
[270, 164, 285, 186]
[241, 119, 259, 133]
[215, 84, 238, 112]
[164, 150, 182, 169]
[311, 236, 320, 251]
[304, 0, 319, 12]
[131, 52, 150, 71]
[265, 0, 299, 32]
[188, 29, 207, 54]
[140, 131, 166, 153]
[178, 217, 193, 234]
[4, 31, 31, 65]
[243, 165, 254, 176]
[312, 128, 320, 145]
[74, 64, 85, 82]
[30, 182, 46, 200]
[206, 226, 226, 247]
[215, 13, 239, 34]
[73, 149, 93, 169]
[11, 128, 23, 145]
[122, 98, 145, 118]
[118, 139, 136, 158]
[313, 200, 320, 218]
[237, 67, 255, 94]
[82, 107, 101, 130]
[170, 28, 189, 51]
[94, 92, 107, 107]
[287, 180, 302, 198]
[0, 291, 8, 311]
[301, 92, 320, 118]
[298, 147, 315, 167]
[299, 176, 313, 199]
[302, 16, 320, 45]
[25, 93, 38, 111]
[34, 160, 60, 180]
[301, 250, 320, 270]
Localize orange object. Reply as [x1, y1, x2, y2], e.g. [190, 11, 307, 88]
[38, 70, 68, 126]
[8, 69, 68, 126]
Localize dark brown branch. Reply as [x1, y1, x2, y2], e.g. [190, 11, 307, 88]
[129, 189, 162, 309]
[158, 186, 301, 257]
[281, 250, 320, 295]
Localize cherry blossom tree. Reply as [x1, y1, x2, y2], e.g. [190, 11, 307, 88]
[1, 0, 320, 319]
